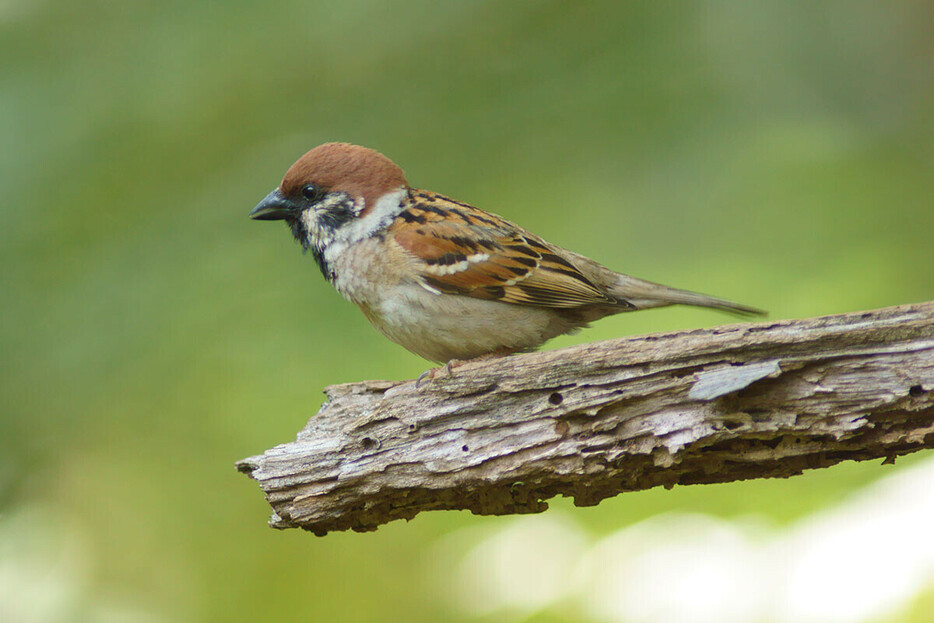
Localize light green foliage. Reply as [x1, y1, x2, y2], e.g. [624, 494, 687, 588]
[1, 2, 932, 621]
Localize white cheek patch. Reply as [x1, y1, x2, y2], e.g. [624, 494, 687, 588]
[300, 209, 318, 232]
[301, 209, 329, 250]
[318, 188, 406, 274]
[336, 188, 407, 245]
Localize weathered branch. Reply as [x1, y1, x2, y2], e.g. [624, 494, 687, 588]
[237, 301, 934, 535]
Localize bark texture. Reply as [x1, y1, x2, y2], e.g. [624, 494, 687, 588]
[237, 301, 934, 535]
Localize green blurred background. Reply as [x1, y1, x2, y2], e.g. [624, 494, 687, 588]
[2, 1, 933, 621]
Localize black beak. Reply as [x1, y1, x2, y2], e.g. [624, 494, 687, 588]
[249, 189, 298, 221]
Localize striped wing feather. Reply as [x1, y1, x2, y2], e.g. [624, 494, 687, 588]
[390, 190, 616, 309]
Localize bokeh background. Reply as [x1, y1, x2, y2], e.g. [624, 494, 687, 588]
[2, 1, 933, 622]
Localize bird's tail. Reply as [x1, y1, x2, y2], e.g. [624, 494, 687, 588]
[610, 274, 766, 317]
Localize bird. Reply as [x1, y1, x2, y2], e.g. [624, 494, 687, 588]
[249, 142, 764, 366]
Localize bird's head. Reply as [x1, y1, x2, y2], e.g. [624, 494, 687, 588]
[250, 142, 408, 252]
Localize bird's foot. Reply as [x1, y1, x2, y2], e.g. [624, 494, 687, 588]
[415, 359, 462, 388]
[414, 350, 516, 388]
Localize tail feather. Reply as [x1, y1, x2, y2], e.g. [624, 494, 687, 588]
[610, 274, 766, 318]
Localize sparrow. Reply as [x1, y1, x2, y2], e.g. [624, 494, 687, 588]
[250, 142, 764, 365]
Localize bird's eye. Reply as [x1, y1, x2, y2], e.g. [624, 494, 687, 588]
[301, 184, 323, 201]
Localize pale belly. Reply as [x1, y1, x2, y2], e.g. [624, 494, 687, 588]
[328, 238, 579, 363]
[362, 284, 580, 362]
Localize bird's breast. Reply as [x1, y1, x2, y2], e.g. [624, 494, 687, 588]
[325, 236, 412, 306]
[322, 237, 588, 362]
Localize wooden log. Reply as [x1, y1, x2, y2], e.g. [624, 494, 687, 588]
[237, 301, 934, 535]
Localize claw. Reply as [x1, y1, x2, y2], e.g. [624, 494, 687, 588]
[415, 359, 462, 389]
[415, 352, 515, 389]
[415, 368, 434, 389]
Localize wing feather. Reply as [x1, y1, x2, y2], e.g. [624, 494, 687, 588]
[390, 190, 617, 308]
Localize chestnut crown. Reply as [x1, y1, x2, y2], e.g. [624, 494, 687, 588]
[279, 142, 408, 212]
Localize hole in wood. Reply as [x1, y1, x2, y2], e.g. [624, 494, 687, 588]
[909, 385, 925, 397]
[362, 437, 378, 451]
[548, 392, 564, 405]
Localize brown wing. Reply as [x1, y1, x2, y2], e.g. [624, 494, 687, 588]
[390, 190, 619, 308]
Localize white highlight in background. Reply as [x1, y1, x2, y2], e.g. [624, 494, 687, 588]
[435, 456, 934, 622]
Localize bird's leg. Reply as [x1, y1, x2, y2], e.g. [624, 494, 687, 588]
[415, 349, 516, 388]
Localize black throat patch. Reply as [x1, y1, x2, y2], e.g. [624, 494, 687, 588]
[284, 194, 361, 283]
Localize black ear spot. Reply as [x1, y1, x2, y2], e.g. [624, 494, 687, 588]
[301, 183, 324, 201]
